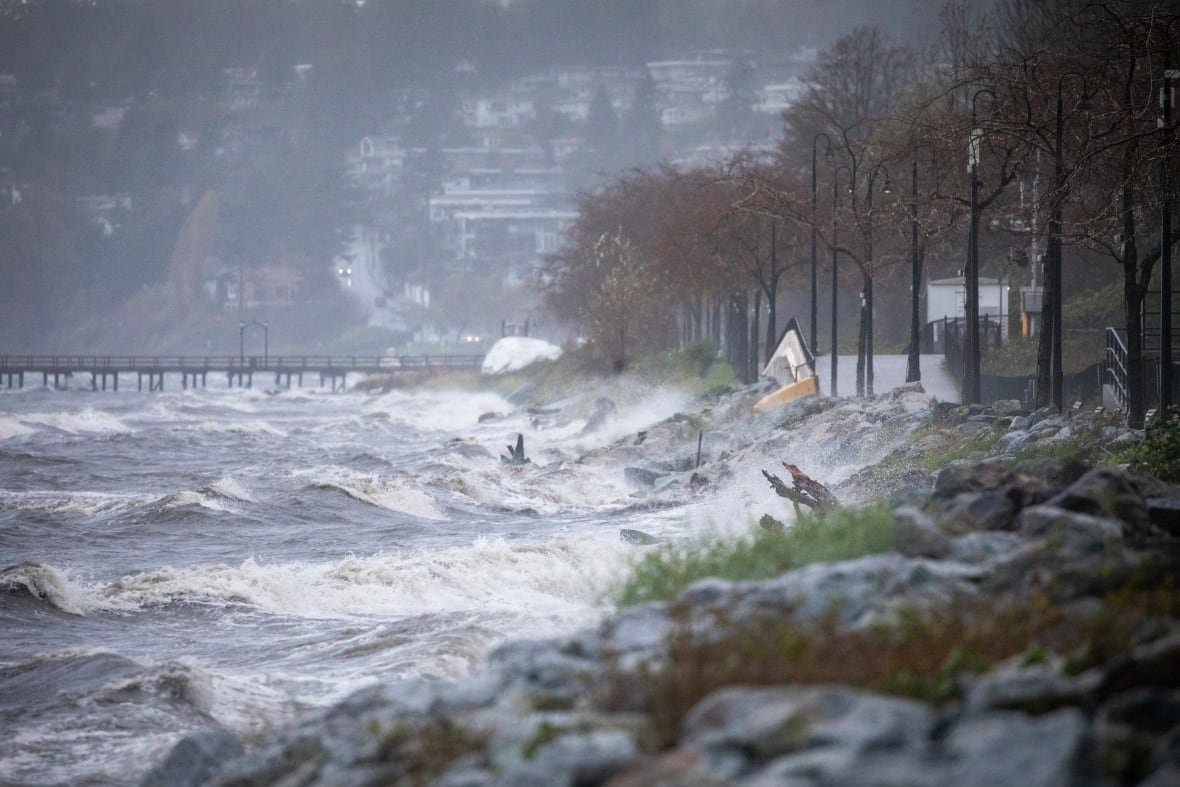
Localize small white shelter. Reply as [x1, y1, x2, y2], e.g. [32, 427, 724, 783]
[926, 276, 1009, 347]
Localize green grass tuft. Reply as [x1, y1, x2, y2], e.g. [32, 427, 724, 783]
[1108, 409, 1180, 483]
[615, 504, 894, 607]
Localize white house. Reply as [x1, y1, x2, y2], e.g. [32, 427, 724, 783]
[926, 276, 1010, 347]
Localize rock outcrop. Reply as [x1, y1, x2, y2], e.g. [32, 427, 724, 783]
[146, 387, 1180, 787]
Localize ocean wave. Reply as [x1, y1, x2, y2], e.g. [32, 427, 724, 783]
[201, 476, 256, 504]
[363, 388, 516, 430]
[0, 648, 144, 711]
[434, 459, 636, 515]
[90, 658, 215, 714]
[0, 489, 146, 517]
[0, 415, 36, 440]
[12, 408, 133, 436]
[150, 490, 233, 514]
[192, 420, 287, 437]
[104, 536, 629, 621]
[299, 467, 446, 520]
[0, 561, 100, 615]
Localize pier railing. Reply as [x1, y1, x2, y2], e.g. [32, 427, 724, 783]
[0, 354, 485, 372]
[0, 354, 486, 391]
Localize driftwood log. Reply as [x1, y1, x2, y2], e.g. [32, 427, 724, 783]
[762, 462, 839, 514]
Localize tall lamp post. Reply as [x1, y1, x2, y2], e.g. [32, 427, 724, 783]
[1160, 23, 1177, 413]
[239, 319, 269, 366]
[831, 164, 853, 397]
[1048, 74, 1090, 413]
[907, 155, 924, 383]
[811, 132, 832, 351]
[864, 162, 894, 398]
[965, 88, 995, 405]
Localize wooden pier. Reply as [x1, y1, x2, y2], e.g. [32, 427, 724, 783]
[0, 354, 485, 392]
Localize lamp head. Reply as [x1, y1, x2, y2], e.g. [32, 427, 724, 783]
[1074, 92, 1093, 111]
[881, 177, 894, 195]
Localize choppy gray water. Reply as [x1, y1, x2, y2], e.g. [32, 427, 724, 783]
[1, 375, 785, 786]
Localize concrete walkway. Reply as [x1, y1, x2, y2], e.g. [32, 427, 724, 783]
[812, 354, 960, 403]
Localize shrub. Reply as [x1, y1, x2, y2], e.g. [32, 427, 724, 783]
[615, 504, 894, 607]
[601, 578, 1180, 748]
[1110, 409, 1180, 483]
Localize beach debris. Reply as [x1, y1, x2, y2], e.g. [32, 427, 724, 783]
[762, 462, 839, 514]
[501, 433, 530, 465]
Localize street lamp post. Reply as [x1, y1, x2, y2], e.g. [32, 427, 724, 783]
[831, 164, 853, 398]
[965, 88, 995, 405]
[1160, 27, 1177, 413]
[1048, 74, 1090, 413]
[240, 319, 270, 366]
[864, 162, 894, 398]
[811, 132, 832, 351]
[907, 156, 923, 383]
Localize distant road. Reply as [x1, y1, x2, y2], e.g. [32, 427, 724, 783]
[812, 354, 960, 403]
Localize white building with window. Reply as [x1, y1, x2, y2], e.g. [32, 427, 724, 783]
[926, 276, 1010, 346]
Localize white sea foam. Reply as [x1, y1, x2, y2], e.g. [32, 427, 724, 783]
[106, 535, 630, 622]
[298, 466, 446, 520]
[14, 408, 132, 435]
[364, 389, 516, 431]
[0, 415, 36, 439]
[0, 489, 147, 517]
[193, 420, 287, 437]
[0, 562, 109, 615]
[205, 476, 256, 503]
[153, 489, 233, 513]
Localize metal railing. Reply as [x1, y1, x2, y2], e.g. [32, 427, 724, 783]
[0, 354, 485, 373]
[1104, 327, 1129, 414]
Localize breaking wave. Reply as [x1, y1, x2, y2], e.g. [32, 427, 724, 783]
[11, 408, 132, 436]
[0, 562, 101, 615]
[301, 466, 446, 520]
[103, 535, 628, 621]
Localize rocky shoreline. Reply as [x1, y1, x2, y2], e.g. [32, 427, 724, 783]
[144, 384, 1180, 787]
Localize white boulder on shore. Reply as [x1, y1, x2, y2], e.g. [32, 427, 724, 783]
[480, 337, 563, 375]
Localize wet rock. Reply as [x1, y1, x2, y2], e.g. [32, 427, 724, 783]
[1093, 688, 1180, 785]
[964, 661, 1102, 715]
[620, 528, 660, 545]
[140, 728, 244, 787]
[680, 685, 934, 776]
[994, 429, 1033, 453]
[683, 554, 983, 627]
[603, 750, 731, 787]
[1017, 505, 1125, 551]
[932, 490, 1020, 534]
[598, 603, 675, 670]
[943, 708, 1090, 787]
[1045, 467, 1151, 538]
[946, 531, 1026, 563]
[623, 467, 663, 489]
[495, 727, 640, 787]
[1101, 633, 1180, 696]
[1147, 497, 1180, 535]
[488, 639, 601, 708]
[933, 462, 1017, 498]
[891, 506, 951, 559]
[992, 399, 1025, 417]
[1009, 456, 1089, 491]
